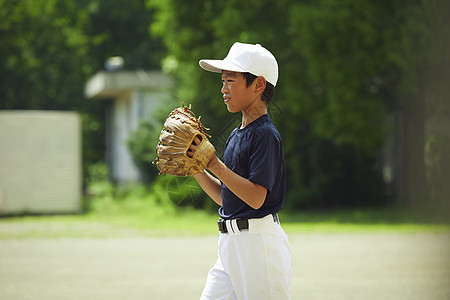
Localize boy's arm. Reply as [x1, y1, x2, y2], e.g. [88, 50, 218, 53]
[206, 155, 267, 209]
[189, 137, 266, 209]
[193, 170, 223, 206]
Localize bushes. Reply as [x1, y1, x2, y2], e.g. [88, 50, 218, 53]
[127, 120, 161, 184]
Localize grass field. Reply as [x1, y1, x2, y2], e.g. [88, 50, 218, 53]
[1, 192, 448, 239]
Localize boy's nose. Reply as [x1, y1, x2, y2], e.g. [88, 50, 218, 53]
[221, 83, 228, 94]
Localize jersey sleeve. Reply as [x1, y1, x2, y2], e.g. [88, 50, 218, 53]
[248, 129, 282, 193]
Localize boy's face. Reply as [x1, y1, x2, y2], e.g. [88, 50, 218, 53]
[221, 71, 258, 113]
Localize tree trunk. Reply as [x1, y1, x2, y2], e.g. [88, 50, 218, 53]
[399, 76, 429, 206]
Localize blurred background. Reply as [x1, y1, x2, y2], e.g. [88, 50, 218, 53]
[0, 0, 449, 220]
[1, 1, 450, 299]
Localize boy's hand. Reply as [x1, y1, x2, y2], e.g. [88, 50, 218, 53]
[189, 136, 218, 172]
[187, 136, 202, 158]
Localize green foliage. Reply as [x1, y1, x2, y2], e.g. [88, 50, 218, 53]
[81, 162, 221, 234]
[287, 0, 391, 151]
[149, 0, 444, 209]
[87, 0, 164, 70]
[127, 119, 220, 211]
[127, 120, 160, 184]
[0, 0, 91, 110]
[85, 163, 114, 198]
[0, 0, 165, 186]
[2, 0, 445, 211]
[85, 162, 176, 216]
[149, 0, 390, 208]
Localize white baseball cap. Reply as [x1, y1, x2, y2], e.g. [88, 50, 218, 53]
[199, 42, 279, 86]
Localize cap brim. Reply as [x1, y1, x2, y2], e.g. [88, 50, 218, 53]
[199, 59, 247, 73]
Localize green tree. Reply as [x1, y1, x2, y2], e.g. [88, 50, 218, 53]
[0, 0, 91, 110]
[86, 0, 164, 71]
[0, 0, 104, 184]
[0, 0, 165, 187]
[149, 0, 444, 209]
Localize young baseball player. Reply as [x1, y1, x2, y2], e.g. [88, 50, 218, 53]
[191, 42, 292, 300]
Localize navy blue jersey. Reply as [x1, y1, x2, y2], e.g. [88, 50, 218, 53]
[219, 114, 286, 220]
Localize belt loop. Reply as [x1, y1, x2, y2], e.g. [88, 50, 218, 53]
[231, 219, 241, 235]
[225, 220, 233, 235]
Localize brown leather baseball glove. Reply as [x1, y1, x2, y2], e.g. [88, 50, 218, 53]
[153, 103, 216, 176]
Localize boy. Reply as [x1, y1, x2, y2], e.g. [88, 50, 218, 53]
[192, 42, 291, 300]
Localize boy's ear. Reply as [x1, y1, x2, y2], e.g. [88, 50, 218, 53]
[254, 76, 267, 94]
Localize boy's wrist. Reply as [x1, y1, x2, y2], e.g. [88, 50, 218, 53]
[207, 154, 224, 176]
[207, 154, 218, 170]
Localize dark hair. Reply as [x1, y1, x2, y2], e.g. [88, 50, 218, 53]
[242, 72, 275, 105]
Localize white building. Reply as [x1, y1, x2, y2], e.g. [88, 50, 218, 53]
[85, 70, 173, 184]
[0, 111, 81, 214]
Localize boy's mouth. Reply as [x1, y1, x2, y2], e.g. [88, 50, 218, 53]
[223, 95, 230, 103]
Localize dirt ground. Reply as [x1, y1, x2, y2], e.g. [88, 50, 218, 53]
[0, 229, 449, 299]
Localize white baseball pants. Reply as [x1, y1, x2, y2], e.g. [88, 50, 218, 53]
[200, 214, 292, 300]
